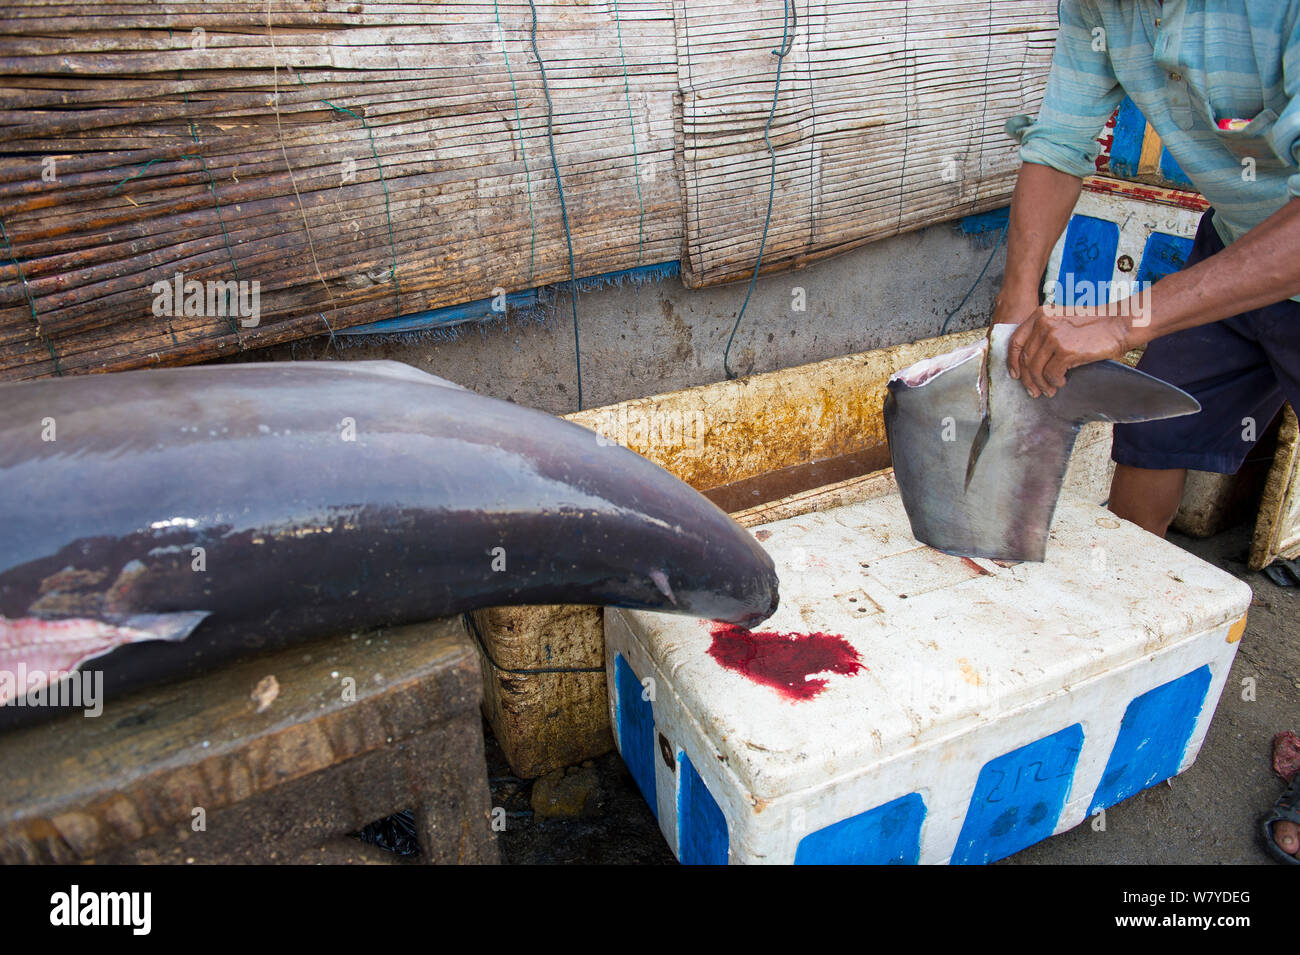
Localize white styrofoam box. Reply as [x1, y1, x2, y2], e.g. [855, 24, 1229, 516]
[607, 491, 1251, 865]
[1062, 420, 1116, 506]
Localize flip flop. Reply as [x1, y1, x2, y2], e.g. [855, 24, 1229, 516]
[1260, 772, 1300, 865]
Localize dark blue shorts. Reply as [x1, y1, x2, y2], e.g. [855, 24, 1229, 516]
[1112, 210, 1300, 474]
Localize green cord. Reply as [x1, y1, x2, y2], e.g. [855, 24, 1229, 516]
[940, 218, 1008, 336]
[322, 99, 402, 317]
[176, 85, 240, 337]
[109, 157, 163, 194]
[722, 0, 795, 380]
[495, 0, 539, 284]
[0, 213, 61, 375]
[612, 0, 645, 266]
[181, 152, 242, 335]
[529, 0, 583, 410]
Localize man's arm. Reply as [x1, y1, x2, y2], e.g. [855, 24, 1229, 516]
[1007, 198, 1300, 398]
[993, 0, 1123, 378]
[991, 162, 1084, 326]
[1008, 1, 1300, 397]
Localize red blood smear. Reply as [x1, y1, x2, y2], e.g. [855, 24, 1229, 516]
[707, 623, 865, 702]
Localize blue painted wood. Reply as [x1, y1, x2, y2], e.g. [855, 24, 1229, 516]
[1135, 231, 1195, 286]
[677, 751, 729, 865]
[794, 792, 926, 864]
[951, 725, 1085, 865]
[1159, 146, 1194, 187]
[1107, 96, 1193, 186]
[959, 207, 1010, 235]
[1057, 214, 1121, 304]
[1109, 97, 1147, 180]
[1088, 667, 1213, 813]
[614, 654, 658, 819]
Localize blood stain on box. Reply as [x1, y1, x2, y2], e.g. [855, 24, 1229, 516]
[707, 623, 865, 702]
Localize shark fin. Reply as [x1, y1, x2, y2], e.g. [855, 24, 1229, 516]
[648, 569, 677, 605]
[1052, 359, 1201, 425]
[118, 611, 212, 642]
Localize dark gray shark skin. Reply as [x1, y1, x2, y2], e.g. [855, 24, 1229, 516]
[0, 360, 778, 726]
[884, 324, 1200, 562]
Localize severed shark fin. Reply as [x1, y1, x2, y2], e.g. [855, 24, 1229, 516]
[885, 324, 1199, 562]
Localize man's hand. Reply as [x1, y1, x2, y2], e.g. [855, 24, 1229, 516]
[1006, 305, 1132, 398]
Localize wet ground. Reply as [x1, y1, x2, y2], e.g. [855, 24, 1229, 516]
[478, 517, 1299, 865]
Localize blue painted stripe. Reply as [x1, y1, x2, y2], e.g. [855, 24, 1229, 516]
[795, 792, 926, 865]
[614, 653, 658, 820]
[952, 724, 1085, 865]
[677, 751, 729, 865]
[1135, 232, 1195, 286]
[336, 288, 547, 336]
[1057, 214, 1120, 304]
[1088, 667, 1213, 814]
[339, 260, 681, 336]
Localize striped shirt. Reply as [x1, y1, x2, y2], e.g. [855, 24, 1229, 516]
[1008, 0, 1300, 254]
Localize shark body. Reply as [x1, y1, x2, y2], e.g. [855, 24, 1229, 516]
[0, 360, 778, 724]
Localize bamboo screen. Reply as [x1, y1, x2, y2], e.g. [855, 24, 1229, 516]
[0, 1, 1054, 380]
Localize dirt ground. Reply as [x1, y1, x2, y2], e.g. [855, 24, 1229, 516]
[484, 518, 1299, 865]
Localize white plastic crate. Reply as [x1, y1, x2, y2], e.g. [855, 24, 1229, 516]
[606, 491, 1251, 864]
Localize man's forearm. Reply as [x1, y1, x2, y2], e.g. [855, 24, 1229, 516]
[993, 162, 1084, 321]
[1131, 198, 1300, 345]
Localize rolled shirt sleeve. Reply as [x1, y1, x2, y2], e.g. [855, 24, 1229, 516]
[1006, 0, 1125, 178]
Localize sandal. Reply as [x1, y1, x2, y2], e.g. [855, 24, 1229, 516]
[1260, 772, 1300, 865]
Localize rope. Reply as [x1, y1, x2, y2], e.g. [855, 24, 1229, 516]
[464, 612, 604, 675]
[268, 1, 339, 324]
[802, 0, 817, 256]
[940, 218, 1008, 335]
[894, 1, 911, 234]
[528, 0, 583, 409]
[180, 152, 243, 336]
[175, 79, 243, 340]
[612, 0, 645, 266]
[970, 0, 996, 214]
[494, 0, 539, 283]
[722, 0, 795, 380]
[318, 311, 337, 351]
[0, 213, 61, 374]
[321, 99, 402, 319]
